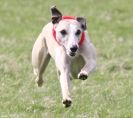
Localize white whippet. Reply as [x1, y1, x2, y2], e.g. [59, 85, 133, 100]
[32, 6, 96, 107]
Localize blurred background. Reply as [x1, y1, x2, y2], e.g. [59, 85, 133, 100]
[0, 0, 133, 117]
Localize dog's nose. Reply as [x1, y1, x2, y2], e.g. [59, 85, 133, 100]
[70, 45, 78, 52]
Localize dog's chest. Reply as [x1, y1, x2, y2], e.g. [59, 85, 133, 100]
[70, 55, 85, 79]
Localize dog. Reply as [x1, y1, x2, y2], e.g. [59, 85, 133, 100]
[32, 6, 96, 107]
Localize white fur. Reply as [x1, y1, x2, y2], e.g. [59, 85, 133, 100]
[32, 16, 96, 107]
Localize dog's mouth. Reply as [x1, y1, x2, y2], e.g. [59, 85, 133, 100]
[66, 50, 77, 57]
[69, 52, 76, 57]
[65, 47, 78, 57]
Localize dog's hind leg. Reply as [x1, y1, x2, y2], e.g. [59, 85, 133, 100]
[32, 32, 51, 87]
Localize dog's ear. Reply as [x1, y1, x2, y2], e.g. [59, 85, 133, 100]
[51, 6, 62, 24]
[76, 17, 87, 30]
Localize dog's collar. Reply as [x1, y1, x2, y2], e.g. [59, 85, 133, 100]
[52, 16, 85, 46]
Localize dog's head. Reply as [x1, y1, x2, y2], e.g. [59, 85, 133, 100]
[51, 6, 87, 57]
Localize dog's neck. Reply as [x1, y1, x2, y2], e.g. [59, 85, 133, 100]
[52, 16, 85, 46]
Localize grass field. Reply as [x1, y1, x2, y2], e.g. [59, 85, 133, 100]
[0, 0, 133, 117]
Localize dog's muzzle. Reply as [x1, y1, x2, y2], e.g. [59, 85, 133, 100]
[69, 45, 78, 57]
[70, 45, 78, 52]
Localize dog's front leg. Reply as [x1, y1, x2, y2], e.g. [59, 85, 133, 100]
[55, 48, 72, 107]
[60, 69, 72, 107]
[78, 38, 96, 80]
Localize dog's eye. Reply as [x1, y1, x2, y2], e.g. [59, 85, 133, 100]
[75, 30, 81, 36]
[60, 30, 67, 36]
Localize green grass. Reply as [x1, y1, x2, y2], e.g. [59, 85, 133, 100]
[0, 0, 133, 117]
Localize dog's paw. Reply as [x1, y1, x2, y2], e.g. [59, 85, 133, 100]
[78, 71, 88, 80]
[62, 99, 72, 108]
[35, 77, 43, 87]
